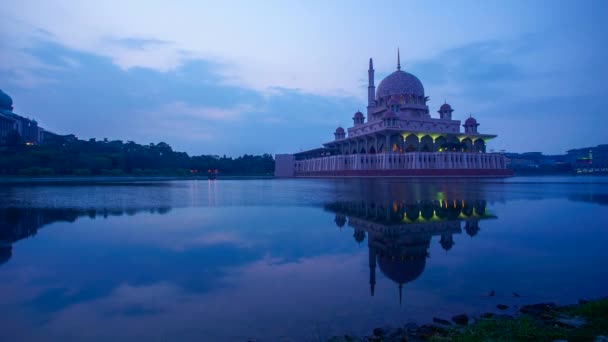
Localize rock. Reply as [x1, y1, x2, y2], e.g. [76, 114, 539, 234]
[386, 328, 408, 341]
[432, 317, 452, 326]
[497, 304, 509, 310]
[452, 314, 469, 326]
[372, 327, 385, 337]
[555, 316, 587, 328]
[520, 303, 556, 316]
[417, 324, 447, 339]
[403, 322, 418, 332]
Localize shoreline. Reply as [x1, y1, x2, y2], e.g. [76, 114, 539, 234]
[1, 173, 607, 185]
[326, 297, 608, 341]
[0, 175, 274, 184]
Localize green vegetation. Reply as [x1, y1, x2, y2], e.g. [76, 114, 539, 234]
[0, 135, 274, 177]
[440, 316, 568, 341]
[327, 298, 608, 341]
[434, 298, 608, 342]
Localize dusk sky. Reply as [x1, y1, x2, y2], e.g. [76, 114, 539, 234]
[1, 0, 606, 156]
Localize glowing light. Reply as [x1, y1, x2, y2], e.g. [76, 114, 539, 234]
[436, 192, 445, 201]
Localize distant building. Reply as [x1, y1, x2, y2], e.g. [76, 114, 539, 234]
[276, 51, 510, 178]
[504, 152, 570, 172]
[567, 145, 608, 174]
[0, 89, 49, 145]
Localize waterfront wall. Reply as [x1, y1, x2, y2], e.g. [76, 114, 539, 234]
[275, 154, 295, 177]
[296, 152, 505, 172]
[274, 152, 510, 177]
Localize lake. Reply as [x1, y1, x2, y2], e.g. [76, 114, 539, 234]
[1, 177, 607, 341]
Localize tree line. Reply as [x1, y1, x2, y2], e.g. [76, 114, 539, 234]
[0, 134, 275, 176]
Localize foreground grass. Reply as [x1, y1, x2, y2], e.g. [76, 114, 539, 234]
[327, 298, 608, 341]
[437, 298, 608, 342]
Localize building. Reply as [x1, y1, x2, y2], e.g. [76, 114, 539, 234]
[567, 144, 608, 174]
[504, 152, 571, 173]
[276, 51, 511, 177]
[0, 89, 46, 145]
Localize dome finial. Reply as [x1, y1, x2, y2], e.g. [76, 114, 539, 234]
[397, 48, 401, 70]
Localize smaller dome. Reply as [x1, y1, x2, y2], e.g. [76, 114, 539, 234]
[335, 126, 345, 134]
[383, 110, 397, 119]
[353, 111, 364, 119]
[439, 103, 452, 111]
[464, 117, 478, 126]
[388, 96, 400, 105]
[0, 89, 14, 111]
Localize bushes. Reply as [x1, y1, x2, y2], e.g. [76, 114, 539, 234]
[17, 167, 55, 176]
[72, 168, 92, 176]
[100, 169, 124, 176]
[1, 138, 275, 176]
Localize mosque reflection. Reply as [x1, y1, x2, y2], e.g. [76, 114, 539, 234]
[0, 206, 171, 266]
[325, 193, 494, 303]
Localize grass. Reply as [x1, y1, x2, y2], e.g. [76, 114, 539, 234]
[431, 298, 608, 342]
[325, 298, 608, 342]
[441, 316, 568, 341]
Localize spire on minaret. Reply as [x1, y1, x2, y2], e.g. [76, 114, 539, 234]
[367, 57, 376, 115]
[397, 48, 401, 70]
[369, 245, 377, 297]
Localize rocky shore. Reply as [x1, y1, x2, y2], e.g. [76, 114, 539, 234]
[327, 298, 608, 341]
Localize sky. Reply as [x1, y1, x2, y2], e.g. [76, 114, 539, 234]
[1, 0, 607, 156]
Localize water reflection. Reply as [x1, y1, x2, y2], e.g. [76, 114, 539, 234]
[326, 197, 495, 304]
[0, 206, 171, 266]
[0, 178, 606, 341]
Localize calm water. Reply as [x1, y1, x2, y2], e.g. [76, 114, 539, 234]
[1, 177, 607, 341]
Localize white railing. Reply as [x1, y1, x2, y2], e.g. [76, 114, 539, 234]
[294, 152, 507, 172]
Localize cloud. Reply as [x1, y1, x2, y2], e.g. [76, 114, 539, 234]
[108, 37, 173, 50]
[1, 0, 607, 155]
[160, 101, 254, 121]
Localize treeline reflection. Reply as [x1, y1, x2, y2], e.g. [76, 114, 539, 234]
[0, 206, 171, 266]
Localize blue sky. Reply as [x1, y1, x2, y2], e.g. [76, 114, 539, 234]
[1, 0, 606, 156]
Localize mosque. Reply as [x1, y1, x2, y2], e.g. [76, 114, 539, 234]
[0, 89, 46, 145]
[276, 52, 512, 177]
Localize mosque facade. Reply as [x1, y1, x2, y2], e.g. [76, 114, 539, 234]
[276, 52, 512, 177]
[0, 89, 46, 145]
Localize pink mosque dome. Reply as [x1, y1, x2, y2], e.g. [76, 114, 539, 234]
[378, 255, 426, 285]
[0, 89, 14, 111]
[387, 96, 400, 105]
[439, 103, 452, 111]
[464, 117, 478, 126]
[353, 111, 364, 119]
[376, 70, 424, 100]
[335, 126, 345, 134]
